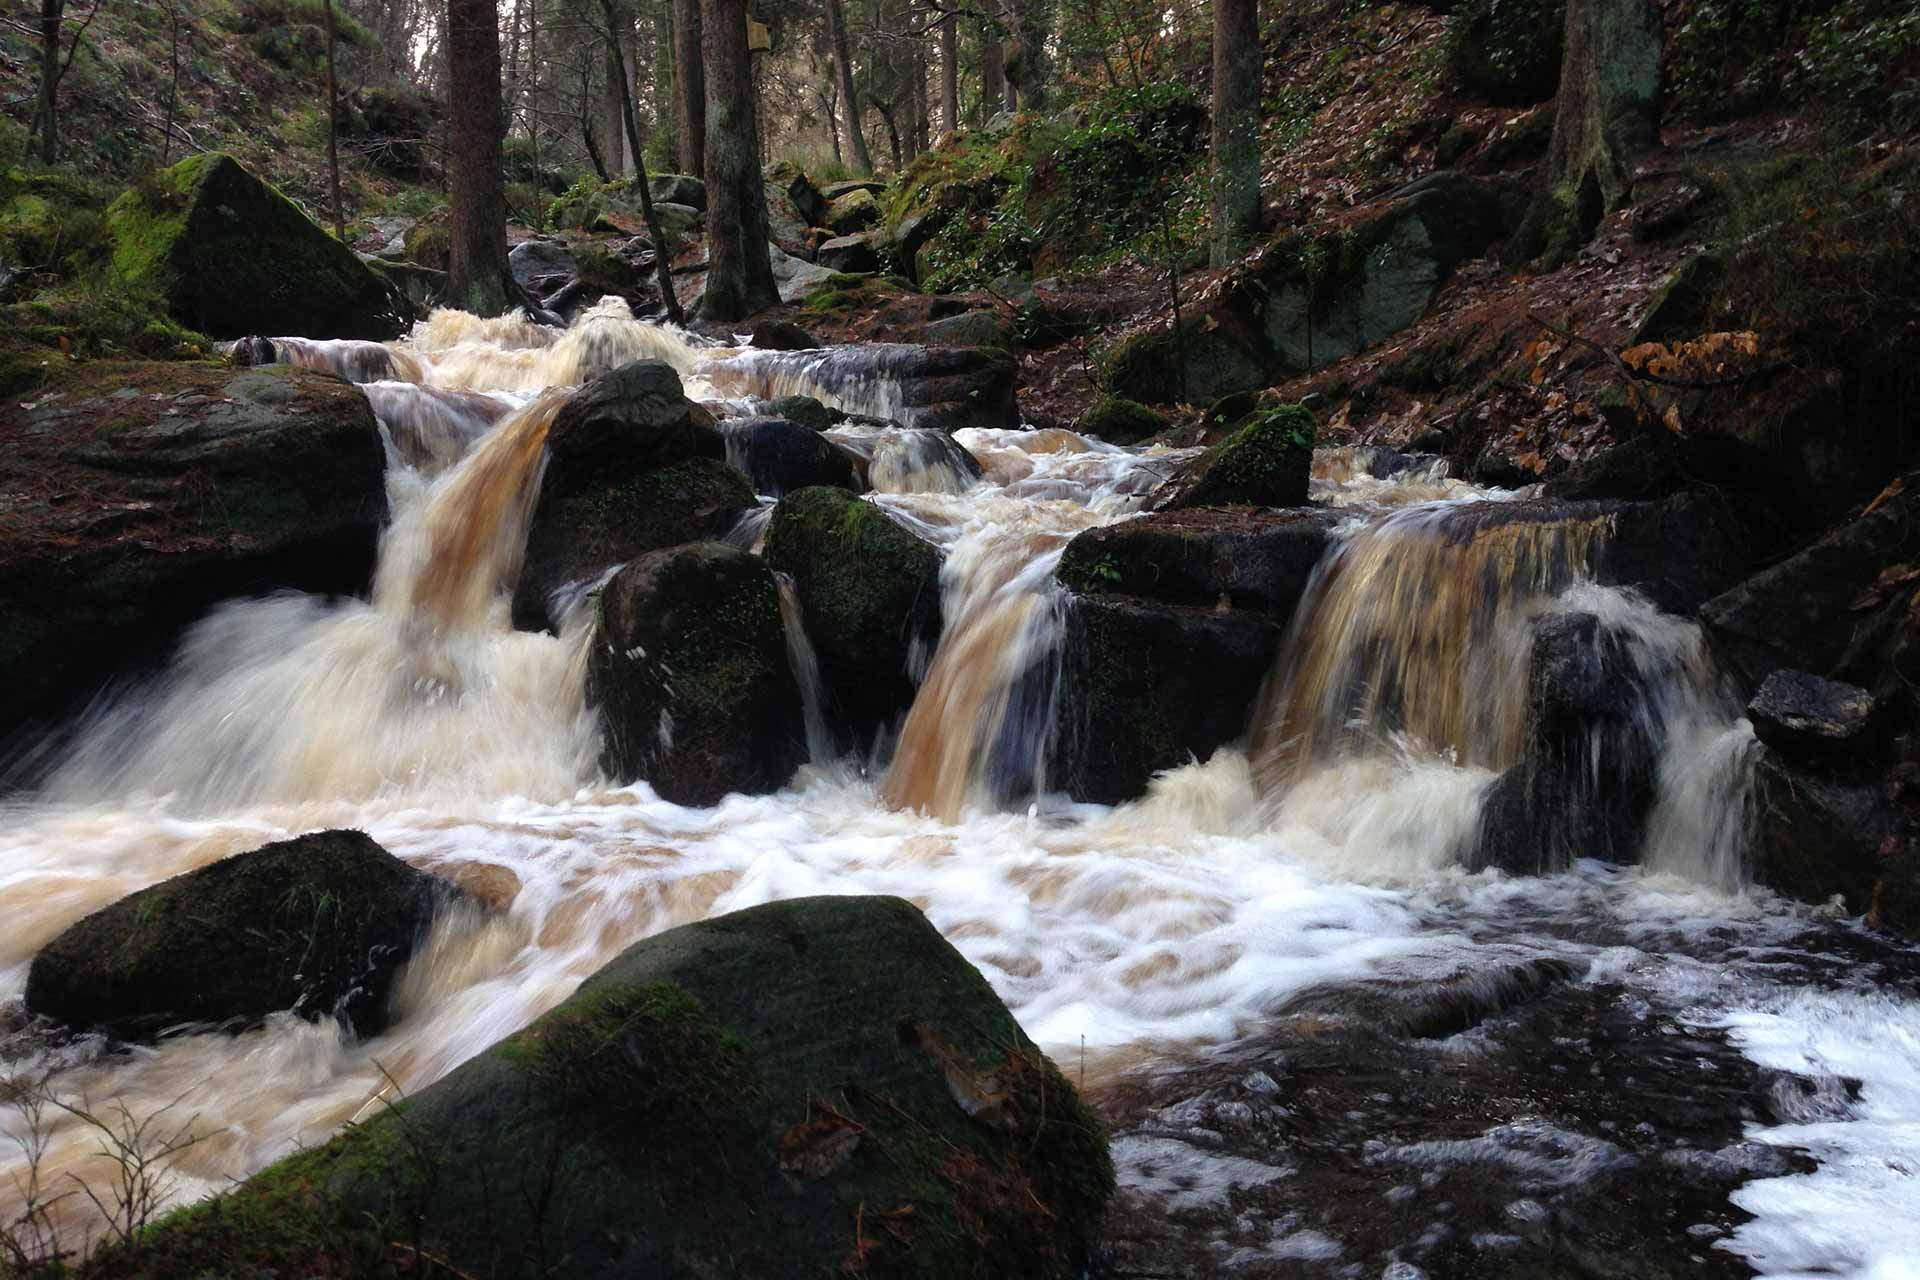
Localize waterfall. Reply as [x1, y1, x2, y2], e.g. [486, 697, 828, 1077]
[774, 573, 837, 765]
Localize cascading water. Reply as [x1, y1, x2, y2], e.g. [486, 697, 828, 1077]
[3, 302, 1914, 1277]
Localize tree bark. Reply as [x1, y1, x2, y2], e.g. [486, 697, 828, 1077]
[446, 0, 515, 315]
[1520, 0, 1663, 263]
[604, 29, 629, 175]
[1006, 0, 1047, 111]
[697, 0, 778, 321]
[980, 24, 1005, 122]
[825, 0, 872, 174]
[602, 0, 687, 324]
[35, 0, 63, 164]
[672, 0, 704, 176]
[323, 0, 345, 241]
[1209, 0, 1260, 266]
[939, 12, 957, 134]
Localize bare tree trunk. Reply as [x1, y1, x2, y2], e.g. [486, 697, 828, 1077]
[446, 0, 515, 315]
[825, 0, 872, 173]
[697, 0, 778, 321]
[939, 12, 957, 134]
[1006, 0, 1047, 110]
[1209, 0, 1260, 266]
[35, 0, 64, 164]
[602, 0, 686, 324]
[161, 0, 180, 164]
[909, 32, 927, 158]
[980, 24, 1005, 121]
[823, 81, 843, 166]
[874, 98, 902, 168]
[604, 30, 628, 175]
[672, 0, 704, 175]
[323, 0, 345, 240]
[1519, 0, 1662, 263]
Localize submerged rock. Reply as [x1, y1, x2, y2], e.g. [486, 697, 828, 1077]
[1152, 404, 1317, 510]
[104, 152, 402, 340]
[513, 360, 752, 630]
[721, 415, 860, 497]
[0, 361, 385, 743]
[26, 830, 444, 1041]
[765, 487, 944, 743]
[119, 896, 1111, 1278]
[588, 541, 804, 805]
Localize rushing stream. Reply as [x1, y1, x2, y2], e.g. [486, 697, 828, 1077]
[2, 301, 1917, 1277]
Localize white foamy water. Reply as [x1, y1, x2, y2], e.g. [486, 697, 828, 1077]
[6, 306, 1915, 1274]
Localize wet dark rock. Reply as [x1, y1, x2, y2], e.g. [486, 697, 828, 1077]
[765, 487, 943, 743]
[1470, 613, 1662, 874]
[1630, 251, 1729, 343]
[747, 318, 821, 351]
[890, 210, 947, 283]
[1076, 396, 1168, 445]
[0, 362, 385, 745]
[1152, 405, 1316, 510]
[801, 343, 1019, 432]
[766, 159, 828, 226]
[125, 895, 1111, 1278]
[1056, 507, 1336, 615]
[648, 173, 707, 210]
[1590, 490, 1750, 614]
[1703, 479, 1920, 694]
[507, 237, 576, 294]
[1748, 670, 1876, 756]
[514, 360, 751, 630]
[815, 232, 880, 274]
[588, 542, 804, 805]
[105, 152, 402, 340]
[1049, 597, 1285, 804]
[766, 393, 839, 431]
[1544, 430, 1799, 556]
[721, 415, 860, 496]
[1284, 957, 1587, 1040]
[1751, 746, 1893, 912]
[923, 309, 1011, 348]
[26, 830, 443, 1042]
[1872, 839, 1920, 940]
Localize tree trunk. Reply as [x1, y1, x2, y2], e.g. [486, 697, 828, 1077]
[980, 26, 1005, 122]
[939, 13, 957, 134]
[604, 30, 629, 175]
[697, 0, 778, 321]
[446, 0, 515, 315]
[1209, 0, 1260, 266]
[323, 0, 345, 241]
[673, 0, 704, 176]
[602, 0, 686, 324]
[875, 98, 902, 169]
[825, 0, 872, 174]
[162, 0, 180, 164]
[35, 0, 62, 164]
[1006, 0, 1047, 111]
[1520, 0, 1662, 264]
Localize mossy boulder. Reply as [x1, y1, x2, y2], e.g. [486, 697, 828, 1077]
[721, 415, 860, 497]
[0, 361, 385, 742]
[25, 830, 444, 1042]
[1055, 507, 1335, 613]
[513, 359, 749, 630]
[104, 152, 402, 340]
[1076, 395, 1167, 445]
[115, 895, 1111, 1279]
[1098, 319, 1267, 406]
[826, 188, 882, 235]
[588, 541, 804, 805]
[1152, 404, 1317, 509]
[766, 158, 829, 225]
[765, 486, 944, 743]
[768, 392, 839, 430]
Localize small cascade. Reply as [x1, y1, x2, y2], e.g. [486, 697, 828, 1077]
[417, 299, 713, 392]
[774, 573, 837, 764]
[232, 335, 423, 384]
[364, 382, 517, 473]
[693, 345, 916, 423]
[825, 424, 984, 494]
[1249, 503, 1611, 791]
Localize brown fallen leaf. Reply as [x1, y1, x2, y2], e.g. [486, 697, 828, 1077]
[913, 1023, 1014, 1131]
[778, 1102, 865, 1184]
[1851, 563, 1920, 611]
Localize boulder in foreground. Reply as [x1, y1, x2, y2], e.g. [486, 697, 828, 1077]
[114, 896, 1113, 1280]
[26, 830, 443, 1042]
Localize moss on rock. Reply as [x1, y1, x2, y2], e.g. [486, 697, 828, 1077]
[1155, 404, 1317, 509]
[1077, 395, 1168, 445]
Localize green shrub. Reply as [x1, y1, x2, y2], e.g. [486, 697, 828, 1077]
[1444, 0, 1564, 104]
[1667, 0, 1920, 129]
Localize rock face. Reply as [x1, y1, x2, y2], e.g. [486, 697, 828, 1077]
[816, 232, 880, 274]
[1748, 670, 1876, 755]
[0, 361, 386, 743]
[721, 416, 860, 497]
[1469, 613, 1662, 874]
[1051, 508, 1337, 802]
[125, 896, 1112, 1279]
[589, 542, 804, 805]
[513, 360, 753, 630]
[766, 158, 829, 226]
[1751, 747, 1893, 912]
[105, 152, 401, 340]
[26, 830, 443, 1041]
[1153, 405, 1317, 510]
[923, 309, 1011, 348]
[765, 487, 944, 742]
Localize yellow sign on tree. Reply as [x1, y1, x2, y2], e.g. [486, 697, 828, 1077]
[747, 17, 771, 50]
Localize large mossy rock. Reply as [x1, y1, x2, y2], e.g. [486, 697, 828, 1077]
[105, 152, 401, 340]
[588, 542, 804, 805]
[25, 830, 442, 1042]
[1075, 395, 1167, 445]
[117, 896, 1112, 1280]
[0, 361, 385, 743]
[765, 487, 944, 743]
[513, 360, 753, 630]
[1049, 507, 1334, 802]
[1152, 404, 1317, 510]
